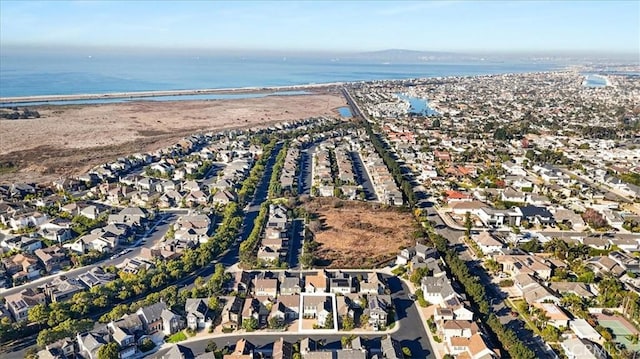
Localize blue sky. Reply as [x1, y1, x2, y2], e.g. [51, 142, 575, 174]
[1, 1, 638, 54]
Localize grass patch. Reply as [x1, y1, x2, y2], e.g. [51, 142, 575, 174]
[166, 331, 187, 343]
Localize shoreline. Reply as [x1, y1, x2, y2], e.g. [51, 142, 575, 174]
[0, 82, 346, 105]
[1, 68, 570, 105]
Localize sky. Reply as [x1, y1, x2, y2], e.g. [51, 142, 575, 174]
[1, 0, 638, 55]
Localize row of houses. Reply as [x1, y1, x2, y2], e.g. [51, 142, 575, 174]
[395, 242, 500, 358]
[359, 139, 403, 206]
[280, 145, 300, 195]
[257, 204, 291, 264]
[158, 335, 405, 359]
[3, 265, 117, 321]
[37, 301, 183, 359]
[221, 270, 391, 330]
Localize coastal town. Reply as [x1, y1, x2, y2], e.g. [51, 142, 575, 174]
[0, 68, 639, 359]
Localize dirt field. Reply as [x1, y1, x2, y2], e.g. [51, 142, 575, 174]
[304, 198, 416, 268]
[0, 92, 346, 184]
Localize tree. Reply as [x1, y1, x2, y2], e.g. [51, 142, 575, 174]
[242, 317, 258, 332]
[28, 303, 49, 328]
[205, 341, 218, 353]
[410, 267, 430, 285]
[402, 347, 412, 357]
[25, 348, 39, 359]
[98, 342, 119, 359]
[139, 338, 155, 352]
[541, 325, 561, 342]
[208, 297, 220, 312]
[464, 212, 472, 239]
[484, 258, 501, 274]
[299, 251, 314, 269]
[324, 312, 334, 329]
[341, 314, 355, 331]
[268, 316, 285, 329]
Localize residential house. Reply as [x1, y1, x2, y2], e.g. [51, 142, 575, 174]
[253, 277, 278, 298]
[161, 308, 184, 336]
[302, 296, 330, 322]
[35, 246, 70, 273]
[421, 276, 458, 307]
[514, 274, 560, 305]
[1, 236, 43, 253]
[532, 302, 570, 328]
[359, 272, 385, 295]
[473, 232, 504, 255]
[271, 294, 300, 321]
[225, 338, 255, 359]
[220, 296, 243, 330]
[5, 288, 46, 321]
[380, 336, 404, 359]
[44, 276, 86, 303]
[77, 267, 116, 288]
[136, 302, 166, 333]
[569, 319, 602, 342]
[242, 297, 268, 327]
[548, 282, 595, 299]
[279, 275, 301, 295]
[212, 190, 237, 205]
[257, 246, 280, 263]
[38, 338, 76, 359]
[494, 255, 554, 280]
[330, 271, 353, 294]
[518, 205, 555, 226]
[2, 253, 41, 282]
[185, 298, 214, 330]
[77, 328, 110, 359]
[561, 338, 606, 359]
[305, 270, 328, 293]
[366, 295, 392, 330]
[444, 296, 474, 321]
[107, 321, 137, 359]
[272, 337, 293, 359]
[174, 214, 211, 244]
[447, 333, 498, 359]
[232, 271, 253, 295]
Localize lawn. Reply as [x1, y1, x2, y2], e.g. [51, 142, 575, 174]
[166, 331, 187, 343]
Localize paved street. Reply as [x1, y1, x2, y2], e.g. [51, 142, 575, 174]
[350, 150, 377, 201]
[297, 143, 315, 196]
[0, 209, 186, 298]
[287, 219, 304, 269]
[415, 194, 555, 359]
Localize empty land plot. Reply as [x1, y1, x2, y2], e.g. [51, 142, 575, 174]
[304, 198, 416, 268]
[0, 92, 345, 184]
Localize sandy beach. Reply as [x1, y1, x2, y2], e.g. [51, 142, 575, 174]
[0, 92, 347, 184]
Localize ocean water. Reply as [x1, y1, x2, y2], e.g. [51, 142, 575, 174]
[583, 74, 608, 87]
[0, 91, 310, 107]
[0, 51, 558, 98]
[395, 93, 439, 116]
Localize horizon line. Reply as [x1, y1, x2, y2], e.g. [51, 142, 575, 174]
[1, 43, 639, 57]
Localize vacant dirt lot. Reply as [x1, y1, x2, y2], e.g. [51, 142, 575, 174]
[304, 198, 416, 268]
[0, 92, 346, 184]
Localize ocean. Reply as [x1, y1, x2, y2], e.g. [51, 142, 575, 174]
[0, 51, 559, 98]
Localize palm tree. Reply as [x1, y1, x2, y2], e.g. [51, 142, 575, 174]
[626, 333, 639, 345]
